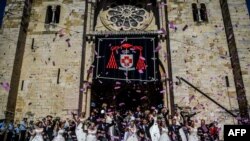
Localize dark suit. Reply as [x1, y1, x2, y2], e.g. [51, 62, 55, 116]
[197, 125, 212, 141]
[145, 119, 155, 140]
[138, 124, 151, 140]
[47, 125, 54, 141]
[97, 123, 109, 141]
[69, 122, 77, 141]
[169, 124, 182, 141]
[113, 115, 123, 137]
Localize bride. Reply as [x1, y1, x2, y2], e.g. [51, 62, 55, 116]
[73, 112, 87, 141]
[86, 122, 97, 141]
[31, 121, 44, 141]
[188, 120, 199, 141]
[159, 119, 171, 141]
[126, 120, 138, 141]
[173, 115, 187, 141]
[53, 122, 65, 141]
[149, 113, 160, 141]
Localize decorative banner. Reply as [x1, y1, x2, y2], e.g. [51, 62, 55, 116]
[94, 36, 159, 82]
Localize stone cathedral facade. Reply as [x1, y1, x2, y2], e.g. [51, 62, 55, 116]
[0, 0, 250, 137]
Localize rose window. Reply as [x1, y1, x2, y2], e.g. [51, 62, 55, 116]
[100, 5, 153, 31]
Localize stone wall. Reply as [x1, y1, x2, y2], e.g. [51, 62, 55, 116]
[0, 1, 249, 136]
[13, 0, 86, 120]
[0, 0, 26, 119]
[168, 0, 242, 138]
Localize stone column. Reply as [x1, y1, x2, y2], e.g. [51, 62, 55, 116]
[85, 86, 91, 118]
[3, 0, 32, 120]
[82, 40, 94, 117]
[158, 39, 171, 111]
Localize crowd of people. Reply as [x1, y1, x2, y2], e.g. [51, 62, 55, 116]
[0, 103, 220, 141]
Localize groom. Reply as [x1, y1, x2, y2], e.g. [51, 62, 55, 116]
[169, 119, 182, 141]
[138, 119, 151, 140]
[197, 119, 212, 141]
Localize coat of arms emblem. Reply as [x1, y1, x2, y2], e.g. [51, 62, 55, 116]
[120, 54, 134, 70]
[106, 43, 146, 72]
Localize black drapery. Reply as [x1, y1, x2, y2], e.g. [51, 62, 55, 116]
[93, 35, 160, 83]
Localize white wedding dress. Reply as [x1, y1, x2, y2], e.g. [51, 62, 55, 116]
[86, 128, 97, 141]
[126, 126, 138, 141]
[173, 115, 188, 141]
[75, 122, 87, 141]
[179, 127, 188, 141]
[188, 127, 199, 141]
[149, 117, 160, 141]
[53, 129, 65, 141]
[159, 127, 171, 141]
[31, 128, 44, 141]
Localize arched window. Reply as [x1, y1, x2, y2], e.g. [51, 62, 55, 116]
[45, 5, 61, 24]
[200, 3, 208, 22]
[192, 3, 199, 22]
[0, 0, 7, 28]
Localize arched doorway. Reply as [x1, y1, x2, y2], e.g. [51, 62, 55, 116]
[91, 80, 164, 114]
[89, 35, 165, 114]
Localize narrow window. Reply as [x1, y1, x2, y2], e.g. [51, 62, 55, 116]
[45, 5, 61, 24]
[55, 5, 61, 23]
[45, 6, 53, 24]
[21, 80, 24, 91]
[200, 3, 208, 22]
[247, 0, 250, 15]
[57, 68, 60, 84]
[31, 38, 35, 50]
[192, 3, 199, 22]
[0, 0, 7, 28]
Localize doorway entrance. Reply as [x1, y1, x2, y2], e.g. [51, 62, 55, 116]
[91, 80, 163, 114]
[90, 35, 164, 114]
